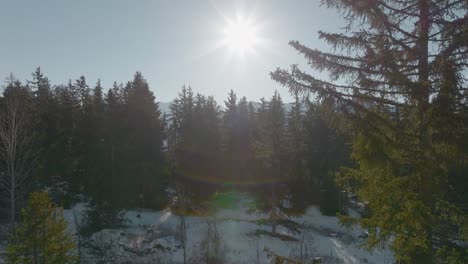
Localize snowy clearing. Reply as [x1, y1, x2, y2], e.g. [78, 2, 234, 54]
[57, 192, 394, 264]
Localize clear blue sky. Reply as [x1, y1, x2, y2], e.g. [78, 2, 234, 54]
[0, 0, 343, 103]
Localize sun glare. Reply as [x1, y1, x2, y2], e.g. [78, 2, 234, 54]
[222, 16, 260, 56]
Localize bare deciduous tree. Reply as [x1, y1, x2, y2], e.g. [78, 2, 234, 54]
[0, 86, 35, 225]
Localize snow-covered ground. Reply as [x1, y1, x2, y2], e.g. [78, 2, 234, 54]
[59, 192, 394, 264]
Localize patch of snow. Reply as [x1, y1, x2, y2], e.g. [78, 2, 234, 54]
[61, 193, 394, 264]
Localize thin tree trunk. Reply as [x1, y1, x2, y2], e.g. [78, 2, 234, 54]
[256, 239, 260, 264]
[182, 216, 186, 264]
[73, 208, 82, 263]
[418, 0, 430, 143]
[10, 173, 15, 224]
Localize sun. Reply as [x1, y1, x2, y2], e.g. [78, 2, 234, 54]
[222, 16, 260, 56]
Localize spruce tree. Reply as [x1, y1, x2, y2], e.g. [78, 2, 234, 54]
[84, 80, 107, 198]
[123, 72, 166, 208]
[53, 82, 81, 187]
[254, 97, 271, 170]
[92, 79, 105, 121]
[303, 99, 349, 215]
[271, 0, 468, 262]
[98, 82, 125, 211]
[74, 76, 97, 194]
[286, 91, 308, 210]
[191, 94, 222, 181]
[28, 68, 57, 186]
[168, 86, 195, 174]
[6, 192, 77, 264]
[237, 96, 254, 178]
[222, 90, 239, 161]
[253, 93, 289, 229]
[266, 91, 287, 179]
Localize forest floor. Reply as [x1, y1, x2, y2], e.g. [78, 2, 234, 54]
[0, 224, 7, 264]
[53, 191, 394, 264]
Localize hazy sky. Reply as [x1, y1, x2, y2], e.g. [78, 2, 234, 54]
[0, 0, 344, 102]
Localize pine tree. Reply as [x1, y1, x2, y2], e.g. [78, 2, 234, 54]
[303, 100, 349, 215]
[204, 96, 222, 155]
[53, 82, 81, 187]
[73, 76, 97, 193]
[92, 79, 105, 121]
[237, 96, 254, 178]
[29, 67, 51, 103]
[28, 68, 58, 186]
[75, 76, 90, 108]
[286, 90, 305, 172]
[94, 82, 124, 212]
[266, 91, 287, 178]
[191, 94, 222, 181]
[286, 91, 308, 210]
[271, 0, 468, 262]
[193, 94, 221, 159]
[6, 192, 77, 264]
[28, 67, 53, 129]
[222, 90, 238, 159]
[254, 97, 271, 169]
[123, 72, 166, 208]
[168, 86, 195, 173]
[83, 79, 107, 197]
[253, 92, 289, 232]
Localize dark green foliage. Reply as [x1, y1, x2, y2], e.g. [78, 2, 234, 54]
[81, 200, 127, 236]
[271, 0, 468, 262]
[118, 72, 167, 209]
[168, 86, 222, 191]
[303, 100, 349, 215]
[221, 91, 256, 181]
[6, 192, 78, 264]
[1, 68, 349, 240]
[1, 70, 168, 219]
[252, 92, 288, 183]
[166, 86, 348, 228]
